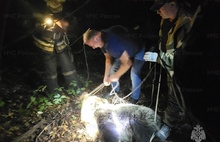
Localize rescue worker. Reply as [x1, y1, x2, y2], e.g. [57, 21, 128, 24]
[144, 0, 194, 140]
[83, 25, 145, 104]
[32, 0, 80, 94]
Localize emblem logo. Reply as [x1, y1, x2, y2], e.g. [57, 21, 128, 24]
[191, 124, 206, 142]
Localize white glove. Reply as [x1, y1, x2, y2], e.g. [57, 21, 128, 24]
[144, 52, 158, 62]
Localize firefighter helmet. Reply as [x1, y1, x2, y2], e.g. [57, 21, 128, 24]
[45, 0, 66, 13]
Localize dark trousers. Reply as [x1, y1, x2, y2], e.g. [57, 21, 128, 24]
[163, 72, 185, 128]
[40, 49, 78, 93]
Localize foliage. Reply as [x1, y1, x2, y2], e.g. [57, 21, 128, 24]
[27, 86, 67, 112]
[0, 71, 102, 142]
[0, 99, 5, 107]
[66, 80, 91, 96]
[27, 80, 92, 112]
[33, 85, 47, 95]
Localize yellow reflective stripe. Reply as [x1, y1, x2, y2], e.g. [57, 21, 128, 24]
[33, 35, 66, 47]
[57, 44, 66, 50]
[33, 35, 54, 47]
[33, 35, 67, 52]
[33, 40, 54, 52]
[57, 40, 66, 46]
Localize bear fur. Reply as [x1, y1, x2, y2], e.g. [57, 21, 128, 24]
[80, 93, 161, 142]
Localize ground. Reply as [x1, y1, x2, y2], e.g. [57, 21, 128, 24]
[0, 61, 200, 142]
[0, 35, 216, 141]
[0, 43, 217, 141]
[0, 68, 107, 142]
[1, 0, 220, 141]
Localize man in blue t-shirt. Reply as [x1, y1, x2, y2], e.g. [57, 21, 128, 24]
[83, 25, 145, 104]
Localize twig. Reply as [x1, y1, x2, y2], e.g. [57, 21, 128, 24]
[12, 118, 46, 142]
[35, 119, 55, 142]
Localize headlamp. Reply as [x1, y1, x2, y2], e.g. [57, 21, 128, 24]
[44, 17, 53, 26]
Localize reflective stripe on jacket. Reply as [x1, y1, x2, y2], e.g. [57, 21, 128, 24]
[33, 34, 67, 52]
[33, 23, 68, 53]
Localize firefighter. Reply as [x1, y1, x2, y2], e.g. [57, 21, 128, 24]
[32, 0, 80, 94]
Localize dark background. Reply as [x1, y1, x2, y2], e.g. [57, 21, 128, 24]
[1, 0, 162, 88]
[1, 0, 220, 141]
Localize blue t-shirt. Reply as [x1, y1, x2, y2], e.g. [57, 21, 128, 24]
[101, 25, 144, 59]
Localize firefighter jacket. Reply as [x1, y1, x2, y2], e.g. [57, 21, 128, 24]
[158, 8, 192, 74]
[32, 20, 69, 53]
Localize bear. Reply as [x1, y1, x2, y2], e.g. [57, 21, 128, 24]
[80, 93, 162, 142]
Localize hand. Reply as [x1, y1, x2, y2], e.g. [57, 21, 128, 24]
[104, 81, 110, 86]
[103, 77, 110, 86]
[144, 52, 158, 62]
[108, 74, 119, 82]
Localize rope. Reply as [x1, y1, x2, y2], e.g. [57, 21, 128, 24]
[109, 81, 119, 96]
[61, 0, 91, 21]
[122, 63, 157, 100]
[157, 53, 186, 113]
[149, 64, 162, 142]
[88, 83, 105, 96]
[149, 62, 157, 107]
[149, 133, 155, 142]
[69, 34, 83, 50]
[83, 43, 90, 82]
[154, 65, 162, 122]
[110, 82, 128, 104]
[112, 95, 127, 104]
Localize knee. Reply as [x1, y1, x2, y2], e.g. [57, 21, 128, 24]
[130, 71, 140, 81]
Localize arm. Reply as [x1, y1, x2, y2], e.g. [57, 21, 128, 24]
[159, 43, 175, 71]
[159, 16, 191, 71]
[108, 51, 132, 82]
[103, 52, 113, 85]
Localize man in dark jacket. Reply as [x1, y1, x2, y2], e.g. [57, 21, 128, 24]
[83, 25, 145, 104]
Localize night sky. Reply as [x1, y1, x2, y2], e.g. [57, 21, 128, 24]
[1, 0, 220, 141]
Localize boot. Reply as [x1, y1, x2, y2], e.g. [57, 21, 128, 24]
[45, 78, 59, 94]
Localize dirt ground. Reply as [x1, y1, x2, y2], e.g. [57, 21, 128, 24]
[0, 63, 211, 142]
